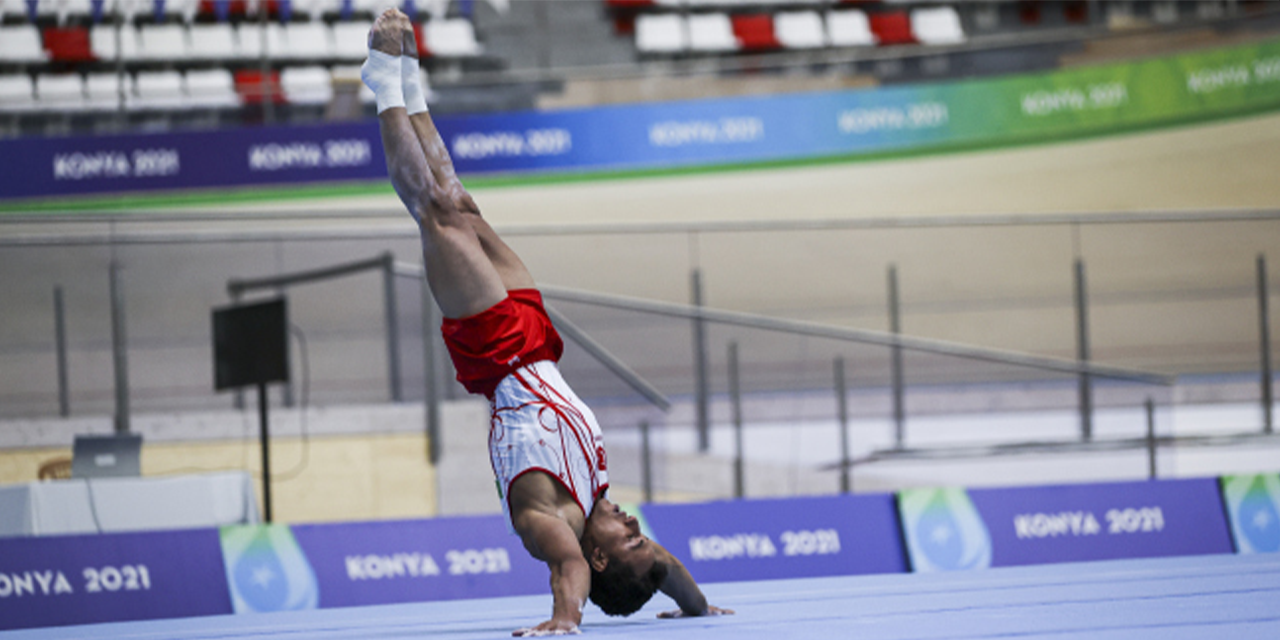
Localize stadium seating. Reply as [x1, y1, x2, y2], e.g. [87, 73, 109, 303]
[85, 72, 126, 110]
[730, 14, 780, 51]
[36, 73, 87, 110]
[236, 23, 287, 60]
[774, 11, 827, 49]
[869, 11, 915, 46]
[130, 70, 186, 110]
[90, 24, 141, 62]
[635, 13, 686, 54]
[42, 27, 95, 63]
[826, 9, 876, 47]
[185, 68, 240, 108]
[331, 20, 373, 60]
[280, 64, 332, 105]
[0, 26, 50, 64]
[139, 24, 192, 61]
[0, 74, 37, 112]
[911, 6, 965, 45]
[687, 13, 736, 52]
[283, 22, 334, 60]
[422, 18, 482, 57]
[189, 23, 237, 61]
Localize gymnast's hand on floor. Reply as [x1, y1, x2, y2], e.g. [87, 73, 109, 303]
[657, 604, 735, 619]
[512, 619, 581, 636]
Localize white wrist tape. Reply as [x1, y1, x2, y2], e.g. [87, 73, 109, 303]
[402, 55, 428, 115]
[361, 49, 404, 114]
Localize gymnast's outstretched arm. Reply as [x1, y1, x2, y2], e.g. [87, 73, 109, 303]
[652, 542, 734, 619]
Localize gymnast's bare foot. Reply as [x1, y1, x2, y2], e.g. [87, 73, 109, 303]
[399, 11, 419, 60]
[368, 7, 404, 56]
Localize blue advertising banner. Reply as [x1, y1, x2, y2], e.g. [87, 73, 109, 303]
[0, 529, 232, 631]
[639, 494, 907, 584]
[900, 478, 1234, 572]
[288, 515, 547, 608]
[0, 121, 386, 201]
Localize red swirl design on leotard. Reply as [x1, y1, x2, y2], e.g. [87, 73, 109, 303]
[489, 362, 606, 522]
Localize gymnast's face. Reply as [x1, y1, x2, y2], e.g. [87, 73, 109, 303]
[587, 499, 657, 575]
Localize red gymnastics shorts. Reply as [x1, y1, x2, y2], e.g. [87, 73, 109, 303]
[440, 289, 565, 398]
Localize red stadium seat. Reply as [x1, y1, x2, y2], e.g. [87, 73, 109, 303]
[43, 27, 94, 63]
[731, 14, 780, 51]
[869, 11, 915, 46]
[413, 22, 430, 57]
[234, 69, 285, 104]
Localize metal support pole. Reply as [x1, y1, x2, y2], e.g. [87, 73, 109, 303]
[691, 269, 710, 452]
[259, 1, 273, 123]
[423, 277, 441, 465]
[1259, 254, 1273, 434]
[109, 261, 130, 434]
[1145, 397, 1157, 480]
[54, 286, 70, 417]
[384, 253, 402, 403]
[835, 357, 850, 494]
[640, 420, 653, 504]
[1074, 259, 1093, 441]
[729, 341, 744, 499]
[232, 290, 245, 411]
[257, 382, 273, 523]
[888, 265, 906, 449]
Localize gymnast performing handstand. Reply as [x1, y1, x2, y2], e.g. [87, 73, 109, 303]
[360, 10, 731, 636]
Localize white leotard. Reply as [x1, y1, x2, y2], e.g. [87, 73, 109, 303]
[489, 359, 609, 532]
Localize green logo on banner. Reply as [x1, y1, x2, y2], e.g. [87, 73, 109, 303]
[899, 487, 992, 572]
[1221, 474, 1280, 554]
[220, 524, 319, 613]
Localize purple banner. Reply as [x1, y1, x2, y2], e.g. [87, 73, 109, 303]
[0, 121, 386, 201]
[640, 494, 907, 583]
[968, 478, 1234, 567]
[291, 515, 547, 608]
[0, 529, 232, 631]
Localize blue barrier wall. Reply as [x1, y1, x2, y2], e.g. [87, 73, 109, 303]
[642, 494, 906, 583]
[0, 475, 1269, 631]
[0, 528, 231, 630]
[898, 478, 1236, 573]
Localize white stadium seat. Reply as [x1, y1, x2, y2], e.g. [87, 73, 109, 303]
[36, 73, 87, 110]
[0, 26, 50, 64]
[90, 24, 141, 62]
[185, 68, 240, 108]
[139, 24, 190, 61]
[826, 9, 876, 47]
[85, 72, 126, 110]
[284, 22, 334, 59]
[331, 20, 373, 60]
[130, 70, 186, 110]
[0, 74, 38, 112]
[236, 23, 287, 60]
[281, 65, 333, 105]
[774, 11, 826, 49]
[636, 13, 687, 54]
[687, 13, 736, 52]
[911, 6, 965, 45]
[189, 24, 237, 60]
[424, 18, 481, 57]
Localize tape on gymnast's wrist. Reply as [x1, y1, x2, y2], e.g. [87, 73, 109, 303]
[361, 49, 405, 114]
[402, 55, 428, 115]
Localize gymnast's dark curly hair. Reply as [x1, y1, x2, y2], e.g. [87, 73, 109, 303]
[588, 558, 669, 616]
